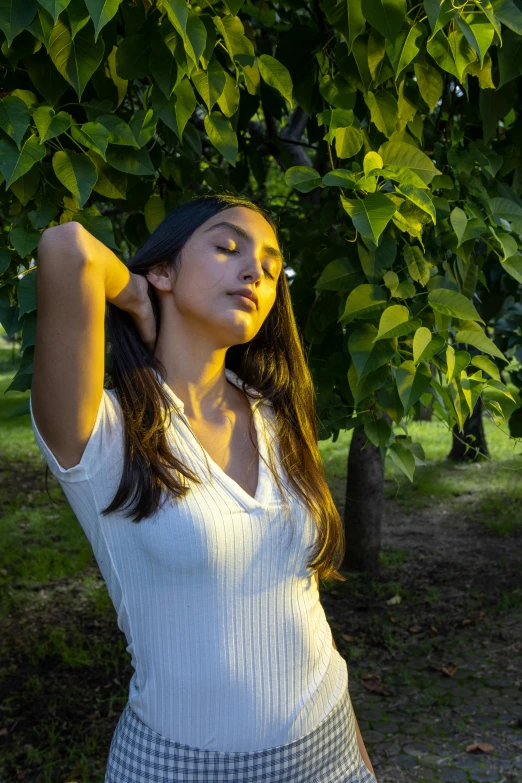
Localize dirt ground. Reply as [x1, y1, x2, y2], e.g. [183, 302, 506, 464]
[321, 486, 522, 783]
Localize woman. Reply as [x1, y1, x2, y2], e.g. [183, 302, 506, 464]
[30, 194, 377, 782]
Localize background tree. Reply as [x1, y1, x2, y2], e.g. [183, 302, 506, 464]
[1, 0, 521, 575]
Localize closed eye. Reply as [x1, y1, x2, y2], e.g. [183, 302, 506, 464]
[216, 246, 274, 280]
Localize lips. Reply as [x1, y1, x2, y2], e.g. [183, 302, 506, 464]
[228, 289, 258, 309]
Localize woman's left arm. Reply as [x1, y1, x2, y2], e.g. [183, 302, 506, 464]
[352, 708, 377, 779]
[315, 573, 377, 780]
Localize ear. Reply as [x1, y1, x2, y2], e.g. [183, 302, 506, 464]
[146, 265, 172, 292]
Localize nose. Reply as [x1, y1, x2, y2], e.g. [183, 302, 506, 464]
[241, 253, 264, 282]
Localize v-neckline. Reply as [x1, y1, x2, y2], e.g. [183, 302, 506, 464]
[153, 367, 271, 512]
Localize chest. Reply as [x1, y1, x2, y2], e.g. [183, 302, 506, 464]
[184, 408, 260, 500]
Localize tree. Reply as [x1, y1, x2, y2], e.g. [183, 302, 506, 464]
[1, 0, 521, 571]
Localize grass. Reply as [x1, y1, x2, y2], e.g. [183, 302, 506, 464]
[1, 340, 521, 782]
[320, 408, 522, 536]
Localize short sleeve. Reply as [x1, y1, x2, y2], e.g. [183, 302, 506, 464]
[29, 388, 121, 483]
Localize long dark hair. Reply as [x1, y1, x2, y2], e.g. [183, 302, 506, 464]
[97, 193, 345, 584]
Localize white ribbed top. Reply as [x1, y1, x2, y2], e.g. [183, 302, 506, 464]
[29, 367, 347, 752]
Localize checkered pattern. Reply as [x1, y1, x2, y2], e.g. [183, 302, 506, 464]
[104, 683, 377, 783]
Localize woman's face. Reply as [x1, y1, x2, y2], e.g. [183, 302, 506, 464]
[150, 206, 283, 347]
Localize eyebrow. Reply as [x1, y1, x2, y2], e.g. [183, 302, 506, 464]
[204, 221, 284, 268]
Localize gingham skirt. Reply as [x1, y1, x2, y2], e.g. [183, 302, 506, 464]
[104, 680, 377, 783]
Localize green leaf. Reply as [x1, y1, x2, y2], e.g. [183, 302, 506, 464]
[363, 151, 383, 176]
[365, 91, 398, 137]
[192, 59, 226, 112]
[204, 111, 238, 166]
[426, 31, 459, 78]
[322, 0, 366, 53]
[284, 166, 322, 192]
[96, 114, 140, 147]
[318, 108, 354, 143]
[173, 77, 197, 141]
[497, 28, 522, 87]
[464, 13, 496, 67]
[162, 0, 189, 39]
[403, 243, 431, 285]
[0, 0, 37, 47]
[449, 206, 468, 246]
[0, 96, 30, 149]
[49, 15, 105, 100]
[33, 107, 71, 145]
[87, 149, 127, 199]
[347, 0, 367, 52]
[0, 133, 45, 189]
[414, 58, 444, 110]
[149, 38, 179, 99]
[217, 71, 241, 117]
[71, 122, 109, 159]
[470, 354, 501, 380]
[447, 26, 477, 81]
[335, 126, 365, 158]
[396, 360, 433, 416]
[365, 418, 392, 447]
[500, 252, 522, 285]
[258, 54, 293, 103]
[341, 284, 389, 323]
[413, 327, 445, 364]
[491, 0, 522, 34]
[185, 10, 208, 67]
[379, 141, 441, 184]
[424, 0, 453, 34]
[479, 0, 503, 40]
[315, 257, 365, 291]
[10, 227, 40, 261]
[361, 0, 406, 40]
[144, 193, 166, 234]
[348, 321, 397, 378]
[387, 441, 416, 481]
[368, 28, 387, 82]
[384, 165, 431, 189]
[373, 304, 420, 341]
[489, 227, 518, 260]
[341, 193, 396, 244]
[396, 184, 436, 224]
[213, 15, 255, 63]
[84, 0, 120, 42]
[52, 150, 98, 209]
[488, 197, 522, 232]
[322, 169, 358, 188]
[115, 33, 152, 80]
[396, 21, 427, 79]
[455, 329, 508, 362]
[428, 288, 485, 323]
[352, 35, 373, 89]
[105, 144, 156, 176]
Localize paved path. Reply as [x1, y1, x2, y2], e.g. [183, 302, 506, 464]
[343, 606, 522, 782]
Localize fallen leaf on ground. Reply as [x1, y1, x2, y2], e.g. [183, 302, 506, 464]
[466, 742, 494, 753]
[441, 663, 458, 676]
[462, 611, 485, 625]
[361, 680, 395, 695]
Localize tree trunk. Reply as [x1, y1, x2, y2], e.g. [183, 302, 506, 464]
[342, 426, 383, 573]
[448, 395, 489, 461]
[413, 399, 433, 420]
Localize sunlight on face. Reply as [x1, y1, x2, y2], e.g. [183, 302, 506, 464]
[172, 206, 283, 347]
